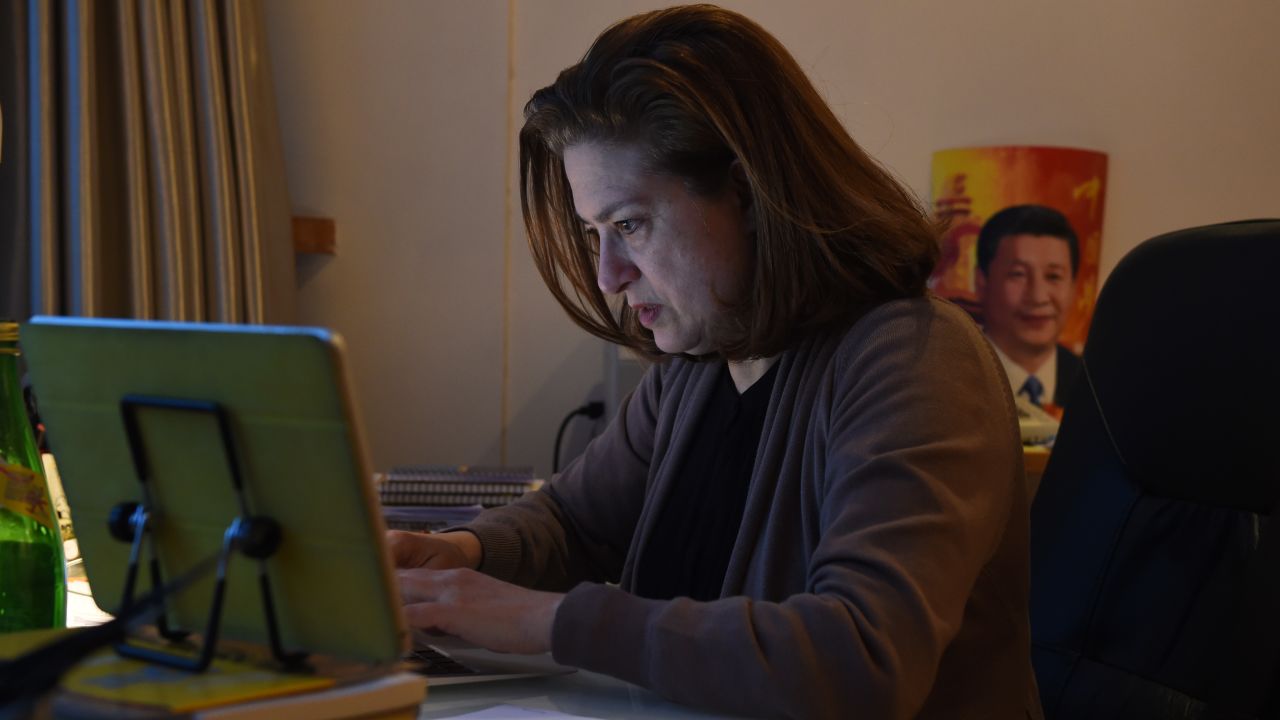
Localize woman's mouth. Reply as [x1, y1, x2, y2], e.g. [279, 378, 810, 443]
[634, 304, 661, 328]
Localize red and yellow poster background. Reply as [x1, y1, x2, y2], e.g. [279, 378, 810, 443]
[929, 146, 1107, 353]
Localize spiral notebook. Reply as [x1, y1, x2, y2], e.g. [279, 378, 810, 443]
[378, 465, 543, 507]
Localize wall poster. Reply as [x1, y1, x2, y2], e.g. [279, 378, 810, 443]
[929, 146, 1108, 415]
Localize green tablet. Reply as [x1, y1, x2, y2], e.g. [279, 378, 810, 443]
[22, 316, 407, 666]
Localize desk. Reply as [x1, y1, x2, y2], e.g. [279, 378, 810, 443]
[418, 671, 734, 719]
[64, 558, 726, 719]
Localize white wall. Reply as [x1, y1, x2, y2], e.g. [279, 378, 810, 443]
[264, 0, 510, 469]
[265, 0, 1280, 477]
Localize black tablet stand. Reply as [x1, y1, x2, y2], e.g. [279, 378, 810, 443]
[107, 394, 308, 672]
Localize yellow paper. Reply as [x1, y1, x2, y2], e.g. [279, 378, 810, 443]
[62, 649, 334, 713]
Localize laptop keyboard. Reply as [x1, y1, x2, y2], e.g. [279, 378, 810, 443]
[405, 645, 477, 676]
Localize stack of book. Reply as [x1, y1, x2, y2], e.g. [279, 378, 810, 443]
[377, 465, 543, 533]
[58, 661, 427, 719]
[1, 628, 428, 719]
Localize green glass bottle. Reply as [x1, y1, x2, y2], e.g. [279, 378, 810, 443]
[0, 321, 66, 632]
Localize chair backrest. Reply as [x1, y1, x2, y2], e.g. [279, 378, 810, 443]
[1029, 219, 1280, 720]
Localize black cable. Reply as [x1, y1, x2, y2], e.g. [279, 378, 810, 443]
[552, 401, 605, 474]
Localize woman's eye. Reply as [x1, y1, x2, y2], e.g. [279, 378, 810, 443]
[616, 218, 640, 234]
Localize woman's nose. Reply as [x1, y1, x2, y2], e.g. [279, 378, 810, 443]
[597, 235, 640, 294]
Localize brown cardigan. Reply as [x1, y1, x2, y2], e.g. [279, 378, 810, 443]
[465, 296, 1043, 719]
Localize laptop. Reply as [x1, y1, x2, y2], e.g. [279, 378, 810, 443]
[21, 316, 570, 685]
[407, 636, 573, 686]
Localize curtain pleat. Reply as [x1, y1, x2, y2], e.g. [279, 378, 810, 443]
[163, 0, 205, 321]
[140, 0, 189, 320]
[0, 0, 31, 322]
[243, 0, 297, 325]
[29, 0, 59, 317]
[92, 2, 131, 319]
[23, 0, 295, 324]
[223, 0, 262, 323]
[191, 0, 241, 323]
[117, 0, 154, 319]
[64, 0, 99, 317]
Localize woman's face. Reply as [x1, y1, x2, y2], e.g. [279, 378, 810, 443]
[563, 141, 753, 356]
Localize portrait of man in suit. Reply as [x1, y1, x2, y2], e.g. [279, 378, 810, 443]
[975, 204, 1083, 410]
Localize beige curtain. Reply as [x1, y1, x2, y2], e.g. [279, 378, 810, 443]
[25, 0, 295, 323]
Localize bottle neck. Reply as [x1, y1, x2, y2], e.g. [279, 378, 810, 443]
[0, 348, 40, 471]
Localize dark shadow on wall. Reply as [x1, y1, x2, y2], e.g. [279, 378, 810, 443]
[480, 336, 612, 480]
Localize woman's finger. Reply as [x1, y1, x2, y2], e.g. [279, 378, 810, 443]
[403, 601, 455, 636]
[386, 530, 429, 568]
[396, 568, 443, 604]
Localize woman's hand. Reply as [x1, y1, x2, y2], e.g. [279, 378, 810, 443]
[386, 530, 482, 570]
[397, 567, 564, 655]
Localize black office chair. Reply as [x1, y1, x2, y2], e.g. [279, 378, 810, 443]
[1029, 219, 1280, 720]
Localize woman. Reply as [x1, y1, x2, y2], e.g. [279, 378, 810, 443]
[392, 5, 1041, 718]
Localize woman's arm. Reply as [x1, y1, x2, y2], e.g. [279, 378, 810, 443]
[402, 360, 665, 591]
[392, 362, 666, 653]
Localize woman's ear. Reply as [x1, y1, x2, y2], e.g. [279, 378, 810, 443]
[729, 160, 756, 234]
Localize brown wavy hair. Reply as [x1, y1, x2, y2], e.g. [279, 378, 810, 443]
[520, 4, 939, 361]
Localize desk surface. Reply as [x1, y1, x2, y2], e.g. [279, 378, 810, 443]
[65, 553, 727, 719]
[418, 670, 734, 719]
